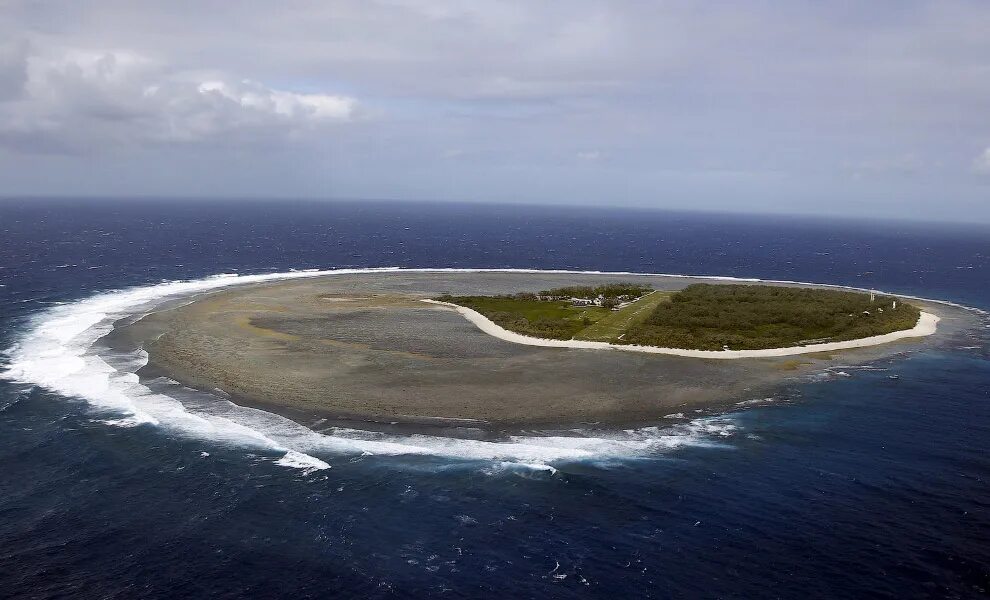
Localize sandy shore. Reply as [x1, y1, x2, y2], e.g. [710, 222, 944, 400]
[423, 299, 940, 358]
[113, 271, 964, 429]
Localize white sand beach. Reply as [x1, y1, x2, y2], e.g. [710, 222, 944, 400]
[422, 299, 940, 359]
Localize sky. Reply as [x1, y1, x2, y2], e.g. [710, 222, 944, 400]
[1, 1, 989, 222]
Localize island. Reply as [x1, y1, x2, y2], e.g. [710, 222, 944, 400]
[110, 271, 953, 430]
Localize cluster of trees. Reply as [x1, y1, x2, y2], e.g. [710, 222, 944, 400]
[537, 283, 653, 301]
[436, 292, 542, 302]
[622, 284, 921, 350]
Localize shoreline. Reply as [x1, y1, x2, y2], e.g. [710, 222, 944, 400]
[422, 299, 940, 359]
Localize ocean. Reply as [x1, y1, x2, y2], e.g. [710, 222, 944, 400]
[0, 198, 987, 598]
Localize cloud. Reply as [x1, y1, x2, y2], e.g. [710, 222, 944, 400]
[973, 148, 990, 174]
[0, 40, 30, 101]
[0, 1, 988, 220]
[843, 154, 925, 180]
[0, 44, 358, 153]
[195, 80, 355, 122]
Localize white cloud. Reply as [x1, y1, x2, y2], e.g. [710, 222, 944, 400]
[973, 148, 990, 174]
[0, 45, 358, 152]
[196, 79, 355, 121]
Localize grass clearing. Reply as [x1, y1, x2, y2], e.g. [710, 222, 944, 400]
[573, 291, 673, 342]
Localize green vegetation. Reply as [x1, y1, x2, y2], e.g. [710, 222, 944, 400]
[438, 282, 921, 351]
[623, 284, 920, 350]
[538, 283, 653, 309]
[435, 282, 654, 339]
[435, 293, 610, 339]
[574, 291, 672, 342]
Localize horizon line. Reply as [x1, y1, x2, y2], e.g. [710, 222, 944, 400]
[1, 194, 988, 228]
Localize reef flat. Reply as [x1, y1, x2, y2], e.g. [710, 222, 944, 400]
[116, 271, 965, 429]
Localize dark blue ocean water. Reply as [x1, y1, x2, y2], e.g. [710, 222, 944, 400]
[0, 199, 988, 598]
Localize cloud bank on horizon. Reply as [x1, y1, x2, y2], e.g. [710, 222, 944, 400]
[0, 1, 988, 221]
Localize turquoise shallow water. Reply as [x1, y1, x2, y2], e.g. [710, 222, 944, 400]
[0, 199, 988, 598]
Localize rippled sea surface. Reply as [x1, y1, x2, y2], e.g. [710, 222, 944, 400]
[1, 199, 988, 598]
